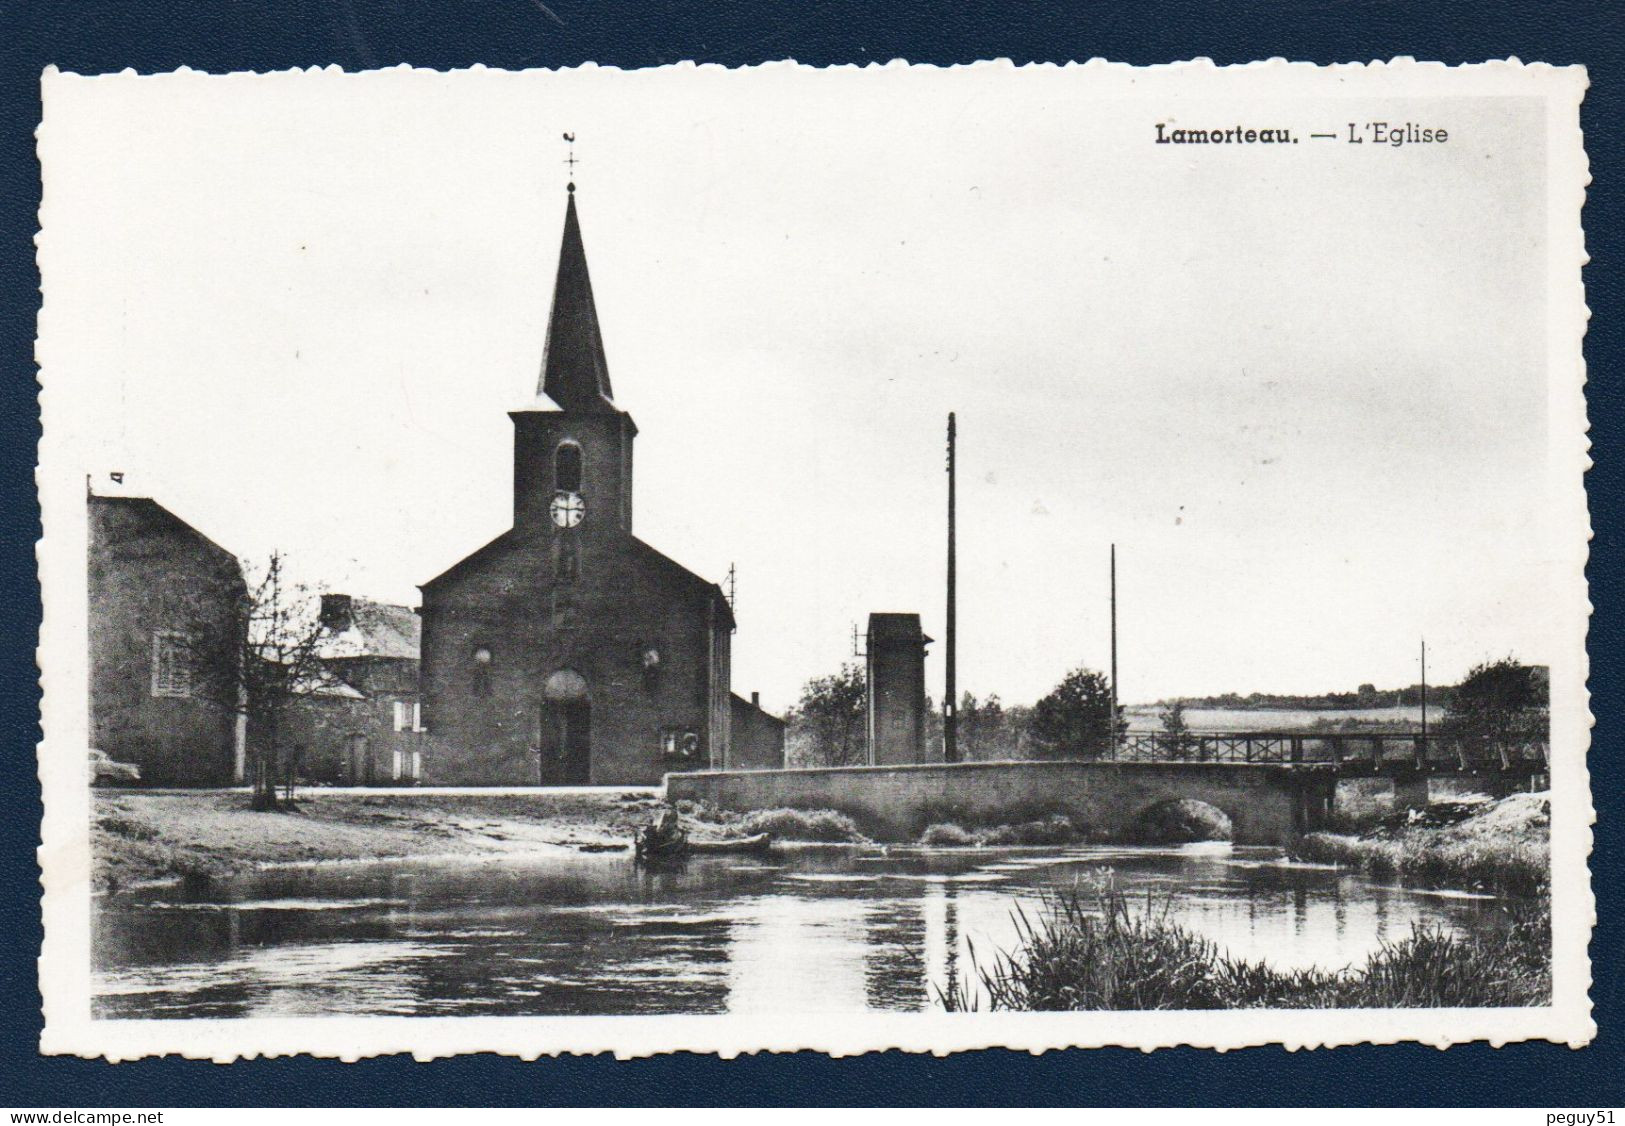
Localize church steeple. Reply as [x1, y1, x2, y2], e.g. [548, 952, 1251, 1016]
[539, 186, 616, 412]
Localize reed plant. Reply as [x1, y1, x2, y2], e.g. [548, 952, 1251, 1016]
[937, 873, 1549, 1011]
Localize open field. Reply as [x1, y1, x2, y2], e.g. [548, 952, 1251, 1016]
[1124, 705, 1427, 732]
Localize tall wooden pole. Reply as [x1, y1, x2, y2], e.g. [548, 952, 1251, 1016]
[944, 412, 958, 763]
[1110, 544, 1119, 760]
[1420, 638, 1428, 746]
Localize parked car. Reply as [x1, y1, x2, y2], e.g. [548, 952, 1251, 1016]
[89, 748, 141, 786]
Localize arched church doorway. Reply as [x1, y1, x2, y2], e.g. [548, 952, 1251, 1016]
[538, 669, 591, 785]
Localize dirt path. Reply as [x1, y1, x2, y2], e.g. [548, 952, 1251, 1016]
[92, 788, 720, 893]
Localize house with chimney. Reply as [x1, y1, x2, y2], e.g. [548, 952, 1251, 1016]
[284, 594, 427, 785]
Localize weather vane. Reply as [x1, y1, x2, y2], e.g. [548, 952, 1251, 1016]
[562, 132, 578, 190]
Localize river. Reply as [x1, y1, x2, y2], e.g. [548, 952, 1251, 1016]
[91, 844, 1516, 1017]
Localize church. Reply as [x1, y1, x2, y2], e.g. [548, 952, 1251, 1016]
[418, 185, 780, 786]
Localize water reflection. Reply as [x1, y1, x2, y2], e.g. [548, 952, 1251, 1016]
[93, 845, 1519, 1018]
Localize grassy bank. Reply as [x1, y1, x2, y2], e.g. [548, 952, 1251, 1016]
[95, 789, 683, 893]
[96, 790, 878, 893]
[674, 800, 871, 844]
[940, 878, 1551, 1011]
[1294, 792, 1549, 897]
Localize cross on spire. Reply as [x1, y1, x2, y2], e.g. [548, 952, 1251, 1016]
[562, 132, 578, 190]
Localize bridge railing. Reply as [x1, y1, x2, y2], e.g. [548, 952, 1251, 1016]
[1111, 731, 1547, 771]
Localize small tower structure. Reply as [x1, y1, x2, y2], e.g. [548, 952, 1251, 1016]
[865, 612, 933, 766]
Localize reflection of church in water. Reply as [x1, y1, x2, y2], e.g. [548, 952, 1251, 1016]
[418, 185, 783, 785]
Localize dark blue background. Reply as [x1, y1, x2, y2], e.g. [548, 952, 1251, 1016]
[2, 0, 1620, 1107]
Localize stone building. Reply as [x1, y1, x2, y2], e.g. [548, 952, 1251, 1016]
[728, 692, 786, 771]
[865, 612, 933, 766]
[283, 594, 426, 785]
[88, 491, 247, 786]
[419, 186, 781, 785]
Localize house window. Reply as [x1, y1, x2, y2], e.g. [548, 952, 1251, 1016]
[392, 749, 404, 781]
[555, 441, 583, 493]
[392, 701, 409, 731]
[551, 591, 572, 628]
[412, 701, 423, 732]
[472, 646, 493, 697]
[660, 728, 700, 760]
[150, 631, 192, 698]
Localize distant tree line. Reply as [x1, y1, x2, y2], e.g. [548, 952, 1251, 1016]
[786, 657, 1549, 769]
[1166, 682, 1474, 712]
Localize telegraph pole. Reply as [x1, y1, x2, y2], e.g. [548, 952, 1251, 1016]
[944, 412, 958, 763]
[1110, 544, 1119, 760]
[1420, 638, 1429, 749]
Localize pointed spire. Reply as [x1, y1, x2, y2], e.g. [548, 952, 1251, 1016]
[539, 186, 615, 411]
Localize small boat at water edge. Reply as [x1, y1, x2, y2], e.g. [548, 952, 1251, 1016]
[633, 808, 775, 863]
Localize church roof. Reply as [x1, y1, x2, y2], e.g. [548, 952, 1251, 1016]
[539, 189, 616, 412]
[419, 530, 733, 630]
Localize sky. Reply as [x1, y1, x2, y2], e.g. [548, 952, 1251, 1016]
[39, 65, 1564, 713]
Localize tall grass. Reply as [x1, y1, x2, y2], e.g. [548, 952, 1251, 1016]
[728, 807, 870, 843]
[919, 814, 1083, 847]
[1293, 831, 1549, 898]
[938, 873, 1549, 1011]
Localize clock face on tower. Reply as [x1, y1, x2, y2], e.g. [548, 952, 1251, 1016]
[550, 491, 586, 528]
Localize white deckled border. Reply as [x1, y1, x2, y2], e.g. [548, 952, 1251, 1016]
[36, 56, 1594, 1060]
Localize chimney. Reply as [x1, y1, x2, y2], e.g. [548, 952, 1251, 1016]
[751, 691, 760, 708]
[319, 593, 353, 631]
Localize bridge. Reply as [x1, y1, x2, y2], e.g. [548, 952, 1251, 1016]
[1111, 729, 1548, 775]
[666, 734, 1545, 847]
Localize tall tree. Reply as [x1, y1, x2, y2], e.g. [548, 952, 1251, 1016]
[784, 663, 868, 767]
[1444, 657, 1549, 769]
[1028, 666, 1122, 760]
[1159, 699, 1193, 757]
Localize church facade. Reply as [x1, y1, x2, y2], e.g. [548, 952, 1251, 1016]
[418, 186, 775, 786]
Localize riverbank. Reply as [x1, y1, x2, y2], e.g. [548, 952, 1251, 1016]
[92, 788, 701, 893]
[941, 878, 1549, 1010]
[938, 792, 1553, 1011]
[1293, 791, 1550, 896]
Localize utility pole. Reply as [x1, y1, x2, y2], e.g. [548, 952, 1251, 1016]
[944, 412, 958, 763]
[1110, 544, 1119, 760]
[1420, 637, 1429, 754]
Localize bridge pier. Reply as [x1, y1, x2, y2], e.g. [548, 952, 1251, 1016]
[1391, 775, 1431, 814]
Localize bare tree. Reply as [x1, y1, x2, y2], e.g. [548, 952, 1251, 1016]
[188, 552, 329, 810]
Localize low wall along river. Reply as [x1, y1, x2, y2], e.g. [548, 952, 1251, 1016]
[666, 760, 1341, 845]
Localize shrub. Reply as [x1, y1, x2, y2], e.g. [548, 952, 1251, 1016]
[731, 807, 867, 843]
[920, 822, 981, 847]
[981, 814, 1081, 846]
[674, 799, 735, 825]
[920, 814, 1085, 847]
[1131, 799, 1233, 843]
[97, 816, 158, 843]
